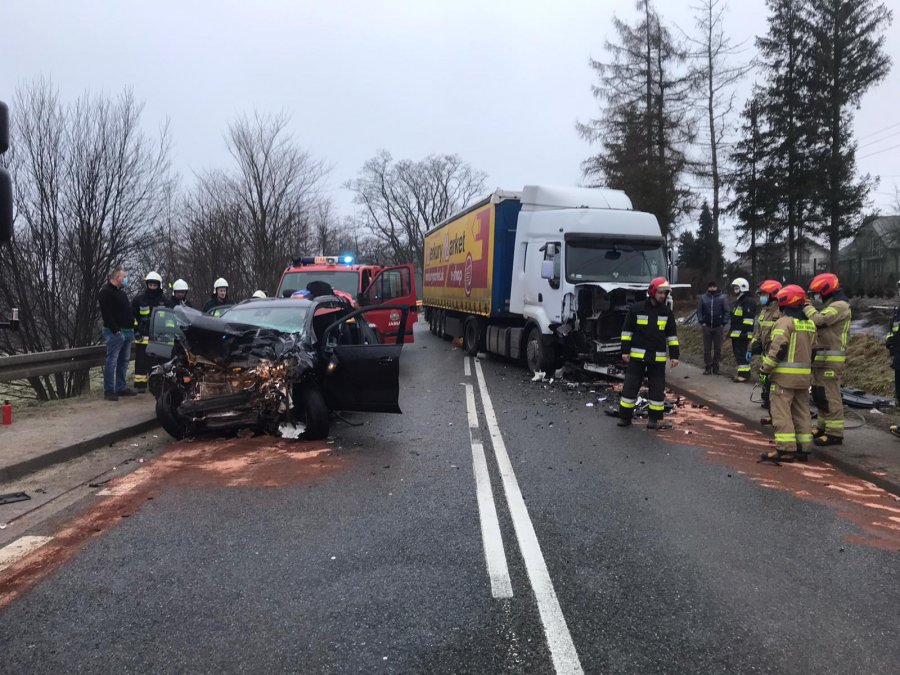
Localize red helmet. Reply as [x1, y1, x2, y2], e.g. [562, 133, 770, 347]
[808, 272, 840, 297]
[775, 284, 806, 308]
[648, 277, 671, 296]
[757, 279, 782, 296]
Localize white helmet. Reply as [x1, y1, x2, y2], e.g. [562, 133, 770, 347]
[251, 290, 267, 299]
[731, 277, 750, 293]
[145, 271, 162, 284]
[213, 277, 229, 290]
[172, 279, 189, 292]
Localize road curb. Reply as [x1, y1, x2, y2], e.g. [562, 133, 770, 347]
[666, 379, 900, 499]
[0, 417, 159, 483]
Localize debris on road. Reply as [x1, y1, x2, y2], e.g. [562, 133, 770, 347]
[0, 492, 30, 506]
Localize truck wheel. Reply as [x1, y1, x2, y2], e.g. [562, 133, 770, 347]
[292, 384, 330, 440]
[463, 318, 481, 356]
[525, 328, 554, 374]
[429, 312, 438, 335]
[156, 384, 190, 440]
[437, 310, 446, 339]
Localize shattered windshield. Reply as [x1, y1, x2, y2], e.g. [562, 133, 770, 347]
[566, 239, 666, 283]
[219, 305, 310, 334]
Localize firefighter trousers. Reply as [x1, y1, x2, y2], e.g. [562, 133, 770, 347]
[732, 337, 751, 378]
[811, 368, 843, 438]
[134, 341, 150, 391]
[770, 383, 813, 452]
[619, 360, 666, 422]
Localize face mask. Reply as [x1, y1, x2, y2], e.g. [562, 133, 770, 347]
[121, 276, 129, 288]
[759, 296, 768, 306]
[811, 293, 822, 304]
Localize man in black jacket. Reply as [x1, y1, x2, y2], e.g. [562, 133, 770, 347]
[696, 280, 729, 374]
[97, 267, 137, 401]
[618, 277, 680, 430]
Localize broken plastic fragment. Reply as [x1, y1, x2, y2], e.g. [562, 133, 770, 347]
[531, 371, 546, 382]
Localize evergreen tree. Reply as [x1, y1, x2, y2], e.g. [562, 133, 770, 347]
[804, 0, 892, 270]
[578, 0, 694, 238]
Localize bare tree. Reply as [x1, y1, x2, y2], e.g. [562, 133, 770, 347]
[346, 151, 486, 268]
[0, 79, 172, 399]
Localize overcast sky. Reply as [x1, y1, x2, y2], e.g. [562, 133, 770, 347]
[3, 0, 899, 251]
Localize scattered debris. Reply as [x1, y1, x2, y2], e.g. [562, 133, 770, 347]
[0, 492, 30, 506]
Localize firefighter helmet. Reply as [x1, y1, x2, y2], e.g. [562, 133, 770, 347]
[648, 277, 671, 296]
[251, 290, 267, 299]
[757, 279, 782, 296]
[172, 279, 189, 292]
[213, 277, 229, 290]
[808, 272, 840, 297]
[145, 271, 162, 284]
[776, 284, 806, 308]
[731, 277, 750, 293]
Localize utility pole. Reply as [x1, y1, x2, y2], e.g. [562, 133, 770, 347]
[0, 99, 19, 331]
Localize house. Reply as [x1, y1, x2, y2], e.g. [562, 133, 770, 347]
[733, 236, 830, 283]
[839, 216, 900, 294]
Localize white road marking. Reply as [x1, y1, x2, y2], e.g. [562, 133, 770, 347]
[474, 359, 584, 675]
[464, 357, 472, 377]
[0, 535, 53, 571]
[464, 383, 513, 598]
[97, 467, 152, 496]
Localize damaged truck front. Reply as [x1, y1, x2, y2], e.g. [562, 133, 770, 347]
[422, 185, 668, 374]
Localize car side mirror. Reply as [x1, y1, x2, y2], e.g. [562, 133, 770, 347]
[541, 260, 555, 280]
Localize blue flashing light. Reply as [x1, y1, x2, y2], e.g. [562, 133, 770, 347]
[342, 255, 354, 264]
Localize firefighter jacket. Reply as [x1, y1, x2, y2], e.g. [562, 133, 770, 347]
[886, 304, 900, 359]
[760, 308, 816, 389]
[729, 293, 756, 340]
[749, 303, 782, 355]
[202, 296, 230, 313]
[166, 295, 193, 309]
[620, 299, 680, 363]
[132, 288, 167, 344]
[803, 291, 851, 373]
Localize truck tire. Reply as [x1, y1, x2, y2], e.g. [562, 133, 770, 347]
[156, 384, 190, 440]
[438, 310, 447, 339]
[292, 384, 330, 440]
[463, 317, 481, 356]
[525, 327, 554, 374]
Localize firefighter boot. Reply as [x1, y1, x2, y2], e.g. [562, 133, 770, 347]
[814, 434, 843, 447]
[759, 449, 795, 464]
[794, 444, 811, 462]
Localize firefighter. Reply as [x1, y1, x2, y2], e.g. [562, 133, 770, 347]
[203, 278, 230, 313]
[758, 285, 816, 464]
[748, 279, 783, 419]
[132, 271, 168, 393]
[729, 277, 756, 382]
[885, 280, 900, 439]
[251, 290, 267, 299]
[167, 279, 192, 308]
[617, 277, 679, 430]
[804, 272, 852, 446]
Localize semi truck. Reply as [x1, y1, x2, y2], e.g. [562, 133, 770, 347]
[422, 185, 669, 373]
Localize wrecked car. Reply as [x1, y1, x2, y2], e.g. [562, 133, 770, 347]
[146, 298, 407, 440]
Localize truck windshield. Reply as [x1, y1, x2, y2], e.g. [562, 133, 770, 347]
[279, 271, 359, 297]
[566, 240, 666, 283]
[220, 305, 310, 334]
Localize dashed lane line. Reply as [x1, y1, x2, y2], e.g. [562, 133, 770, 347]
[464, 356, 472, 377]
[0, 536, 53, 572]
[464, 381, 513, 598]
[474, 358, 584, 675]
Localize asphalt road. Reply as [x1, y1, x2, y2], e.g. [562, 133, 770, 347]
[1, 322, 898, 674]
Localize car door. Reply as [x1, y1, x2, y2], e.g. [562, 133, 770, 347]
[319, 305, 408, 413]
[145, 307, 182, 362]
[362, 264, 418, 343]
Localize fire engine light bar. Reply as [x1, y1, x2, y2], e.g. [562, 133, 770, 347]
[291, 255, 355, 266]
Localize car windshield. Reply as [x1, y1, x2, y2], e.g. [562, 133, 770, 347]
[220, 305, 310, 334]
[278, 271, 359, 297]
[566, 239, 666, 283]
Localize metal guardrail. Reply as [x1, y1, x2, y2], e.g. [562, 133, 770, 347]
[0, 345, 114, 383]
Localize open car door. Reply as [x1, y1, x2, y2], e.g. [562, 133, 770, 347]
[361, 264, 417, 344]
[319, 305, 408, 414]
[145, 307, 182, 363]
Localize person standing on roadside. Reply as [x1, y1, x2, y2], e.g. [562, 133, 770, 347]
[804, 273, 852, 447]
[696, 280, 729, 375]
[618, 277, 680, 430]
[131, 271, 168, 393]
[167, 279, 193, 308]
[729, 277, 757, 382]
[748, 279, 783, 419]
[97, 268, 137, 401]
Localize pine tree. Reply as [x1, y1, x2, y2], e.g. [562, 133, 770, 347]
[578, 0, 694, 238]
[804, 0, 892, 270]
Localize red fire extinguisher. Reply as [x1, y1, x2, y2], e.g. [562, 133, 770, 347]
[1, 400, 11, 425]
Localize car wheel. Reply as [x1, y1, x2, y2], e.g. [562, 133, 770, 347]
[156, 384, 190, 440]
[525, 327, 554, 374]
[292, 384, 330, 440]
[463, 317, 480, 356]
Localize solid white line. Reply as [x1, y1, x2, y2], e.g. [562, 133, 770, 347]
[0, 535, 53, 571]
[474, 360, 583, 675]
[464, 357, 472, 377]
[464, 383, 513, 598]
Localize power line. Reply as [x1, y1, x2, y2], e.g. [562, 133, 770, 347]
[857, 121, 900, 140]
[858, 142, 900, 160]
[859, 128, 900, 149]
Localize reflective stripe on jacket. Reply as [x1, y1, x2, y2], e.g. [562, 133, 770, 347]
[749, 303, 782, 353]
[803, 294, 851, 372]
[729, 293, 757, 340]
[761, 314, 816, 388]
[620, 299, 680, 362]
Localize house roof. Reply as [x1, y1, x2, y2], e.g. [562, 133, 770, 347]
[839, 215, 900, 260]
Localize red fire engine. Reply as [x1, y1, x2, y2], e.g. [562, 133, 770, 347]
[277, 256, 418, 343]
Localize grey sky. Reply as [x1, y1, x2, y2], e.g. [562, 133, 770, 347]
[4, 0, 899, 251]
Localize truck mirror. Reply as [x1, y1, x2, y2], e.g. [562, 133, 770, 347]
[0, 168, 12, 244]
[540, 259, 555, 280]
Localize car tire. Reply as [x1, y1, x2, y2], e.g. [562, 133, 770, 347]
[463, 317, 480, 356]
[525, 327, 554, 374]
[293, 384, 330, 440]
[156, 384, 190, 440]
